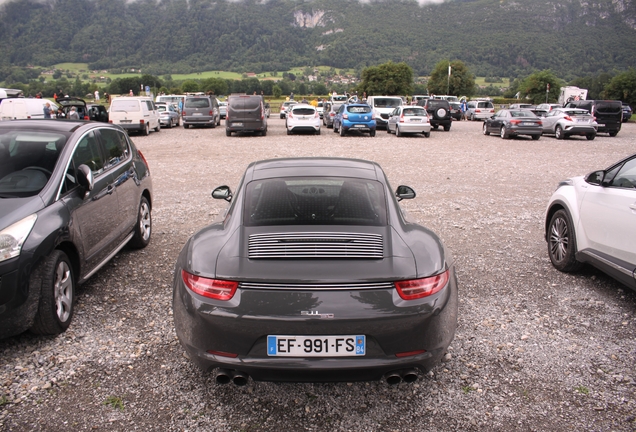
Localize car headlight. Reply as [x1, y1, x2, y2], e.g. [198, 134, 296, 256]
[0, 214, 37, 263]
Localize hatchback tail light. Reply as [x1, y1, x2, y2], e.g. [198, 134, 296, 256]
[182, 111, 187, 116]
[181, 270, 238, 301]
[209, 110, 214, 116]
[564, 115, 573, 121]
[395, 270, 449, 300]
[314, 111, 319, 118]
[399, 114, 405, 123]
[342, 113, 349, 119]
[288, 111, 293, 119]
[140, 119, 145, 124]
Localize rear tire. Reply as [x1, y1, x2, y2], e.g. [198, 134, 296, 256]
[609, 131, 618, 137]
[586, 133, 595, 140]
[369, 129, 376, 137]
[184, 124, 190, 129]
[396, 126, 402, 137]
[532, 134, 541, 140]
[143, 124, 150, 136]
[443, 124, 451, 131]
[128, 196, 152, 249]
[340, 125, 346, 137]
[225, 129, 231, 136]
[30, 250, 75, 335]
[424, 131, 430, 138]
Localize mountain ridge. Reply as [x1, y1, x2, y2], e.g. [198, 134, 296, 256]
[1, 0, 635, 79]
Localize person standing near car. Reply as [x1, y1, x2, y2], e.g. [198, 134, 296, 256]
[43, 103, 52, 119]
[460, 100, 467, 121]
[68, 107, 79, 120]
[94, 90, 100, 102]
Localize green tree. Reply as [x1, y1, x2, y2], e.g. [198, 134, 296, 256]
[428, 60, 475, 97]
[604, 68, 636, 107]
[517, 70, 564, 104]
[272, 84, 282, 99]
[181, 80, 200, 93]
[201, 77, 228, 96]
[358, 62, 413, 96]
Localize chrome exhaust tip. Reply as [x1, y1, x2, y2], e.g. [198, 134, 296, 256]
[401, 369, 419, 383]
[232, 371, 249, 386]
[215, 368, 233, 385]
[384, 371, 402, 385]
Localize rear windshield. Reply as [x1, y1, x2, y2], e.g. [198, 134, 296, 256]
[0, 131, 67, 197]
[372, 98, 402, 108]
[427, 100, 448, 108]
[562, 110, 590, 116]
[403, 108, 426, 116]
[347, 105, 372, 114]
[185, 98, 210, 108]
[477, 102, 493, 108]
[510, 110, 535, 117]
[110, 100, 140, 112]
[230, 96, 262, 110]
[243, 177, 387, 226]
[291, 107, 316, 115]
[595, 101, 622, 114]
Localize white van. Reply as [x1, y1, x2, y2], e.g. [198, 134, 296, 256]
[108, 96, 160, 135]
[0, 98, 58, 120]
[366, 96, 403, 129]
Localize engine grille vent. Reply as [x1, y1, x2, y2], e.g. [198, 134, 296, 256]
[248, 232, 383, 258]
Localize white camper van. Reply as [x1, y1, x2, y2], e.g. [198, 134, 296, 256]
[0, 98, 57, 120]
[108, 96, 160, 135]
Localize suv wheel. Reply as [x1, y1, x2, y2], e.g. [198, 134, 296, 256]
[547, 210, 582, 272]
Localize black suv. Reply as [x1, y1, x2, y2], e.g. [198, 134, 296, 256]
[418, 99, 452, 131]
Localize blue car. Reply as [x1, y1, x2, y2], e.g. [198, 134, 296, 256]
[333, 103, 377, 137]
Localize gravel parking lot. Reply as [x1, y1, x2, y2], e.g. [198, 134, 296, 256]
[1, 118, 635, 431]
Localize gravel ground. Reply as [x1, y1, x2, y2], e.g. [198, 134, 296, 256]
[1, 118, 635, 431]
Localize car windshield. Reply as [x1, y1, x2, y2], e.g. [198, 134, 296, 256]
[243, 177, 388, 226]
[510, 111, 535, 117]
[0, 130, 68, 197]
[185, 98, 210, 108]
[372, 98, 402, 108]
[347, 106, 371, 113]
[292, 108, 315, 115]
[110, 100, 141, 112]
[403, 108, 426, 116]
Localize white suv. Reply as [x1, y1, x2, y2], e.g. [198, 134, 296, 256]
[366, 96, 403, 129]
[466, 100, 495, 121]
[545, 153, 636, 290]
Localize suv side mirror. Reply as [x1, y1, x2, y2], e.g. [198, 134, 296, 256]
[585, 170, 604, 186]
[212, 185, 232, 202]
[395, 185, 416, 201]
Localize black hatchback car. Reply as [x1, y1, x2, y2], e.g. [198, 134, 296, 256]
[0, 120, 153, 338]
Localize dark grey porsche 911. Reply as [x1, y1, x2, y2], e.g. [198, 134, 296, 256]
[172, 157, 457, 385]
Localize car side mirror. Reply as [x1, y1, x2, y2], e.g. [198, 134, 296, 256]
[395, 185, 416, 201]
[77, 164, 94, 191]
[585, 170, 604, 186]
[212, 185, 232, 202]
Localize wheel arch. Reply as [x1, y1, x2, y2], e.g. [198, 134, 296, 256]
[55, 241, 81, 285]
[544, 200, 572, 242]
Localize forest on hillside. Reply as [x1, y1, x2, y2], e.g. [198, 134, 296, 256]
[0, 0, 635, 79]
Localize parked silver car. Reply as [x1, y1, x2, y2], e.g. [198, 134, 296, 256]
[466, 100, 495, 121]
[156, 102, 180, 128]
[541, 108, 597, 140]
[322, 102, 342, 128]
[387, 106, 431, 137]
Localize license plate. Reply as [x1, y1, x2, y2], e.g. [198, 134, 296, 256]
[120, 120, 132, 123]
[410, 119, 422, 122]
[267, 335, 365, 357]
[193, 112, 202, 116]
[354, 124, 365, 128]
[233, 122, 243, 127]
[521, 122, 535, 126]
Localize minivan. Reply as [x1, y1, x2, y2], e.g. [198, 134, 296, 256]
[108, 97, 160, 135]
[466, 100, 495, 121]
[226, 95, 267, 136]
[564, 100, 622, 136]
[0, 98, 58, 120]
[182, 95, 220, 129]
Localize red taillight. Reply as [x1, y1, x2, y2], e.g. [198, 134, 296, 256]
[209, 110, 213, 116]
[475, 109, 481, 113]
[395, 270, 449, 300]
[343, 113, 349, 119]
[509, 119, 521, 125]
[83, 116, 89, 120]
[288, 111, 293, 119]
[537, 120, 542, 125]
[206, 350, 238, 358]
[395, 350, 427, 358]
[564, 115, 572, 121]
[181, 270, 238, 301]
[140, 119, 145, 124]
[330, 112, 335, 117]
[137, 150, 150, 174]
[399, 114, 405, 123]
[315, 111, 319, 118]
[182, 111, 187, 116]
